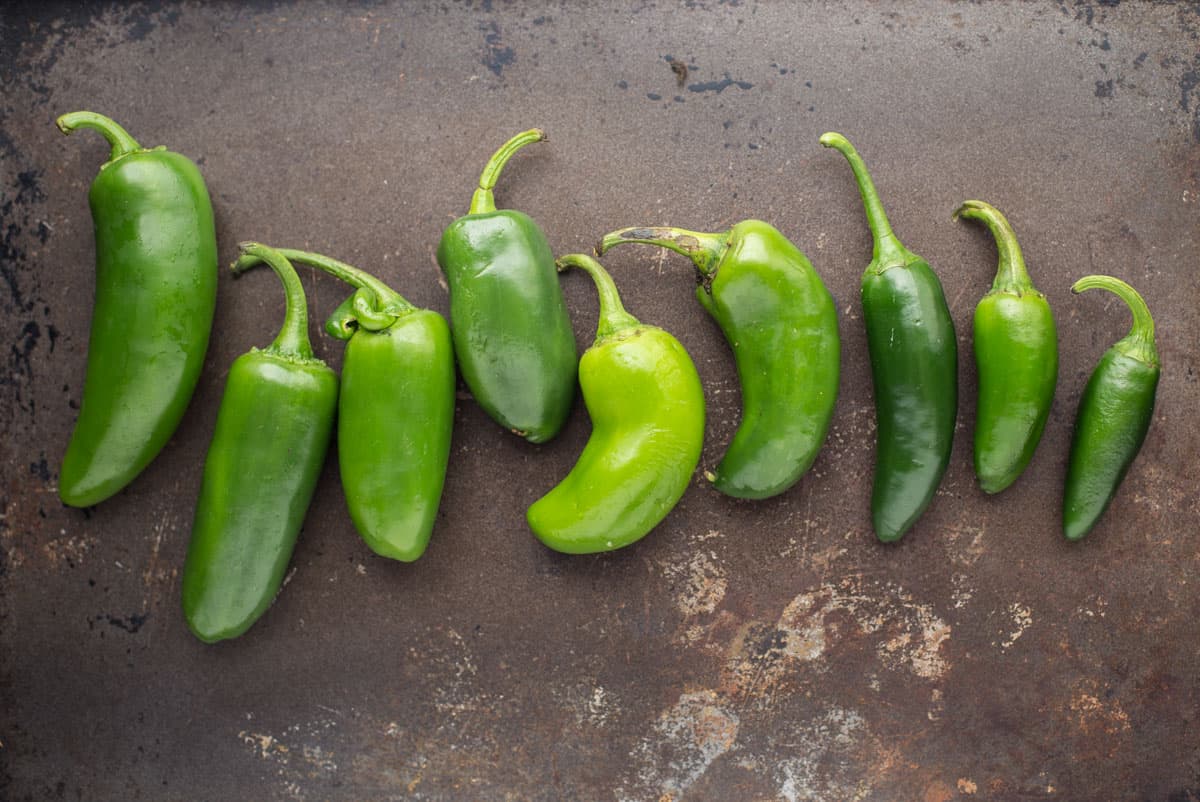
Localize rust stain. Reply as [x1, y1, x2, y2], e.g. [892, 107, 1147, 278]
[1070, 689, 1132, 739]
[41, 532, 95, 567]
[717, 575, 952, 702]
[922, 780, 955, 802]
[622, 690, 740, 800]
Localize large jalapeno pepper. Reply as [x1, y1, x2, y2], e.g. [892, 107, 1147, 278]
[55, 111, 217, 507]
[527, 254, 704, 554]
[1063, 275, 1159, 541]
[181, 244, 336, 643]
[821, 132, 957, 542]
[436, 129, 577, 443]
[955, 200, 1057, 493]
[233, 246, 455, 562]
[596, 220, 839, 499]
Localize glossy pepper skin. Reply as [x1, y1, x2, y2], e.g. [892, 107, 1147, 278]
[956, 201, 1057, 493]
[597, 220, 839, 499]
[437, 129, 576, 443]
[527, 254, 705, 554]
[821, 132, 957, 542]
[1063, 276, 1159, 541]
[182, 245, 336, 643]
[56, 112, 217, 507]
[234, 247, 455, 562]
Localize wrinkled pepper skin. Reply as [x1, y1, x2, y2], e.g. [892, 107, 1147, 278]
[182, 245, 336, 643]
[56, 111, 217, 507]
[598, 220, 839, 499]
[236, 247, 455, 562]
[527, 254, 704, 554]
[1063, 276, 1159, 541]
[437, 129, 576, 443]
[821, 132, 957, 542]
[956, 200, 1057, 494]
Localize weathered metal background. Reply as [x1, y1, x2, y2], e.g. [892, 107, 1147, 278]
[2, 1, 1199, 800]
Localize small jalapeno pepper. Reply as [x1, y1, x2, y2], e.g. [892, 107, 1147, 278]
[955, 200, 1057, 494]
[821, 132, 958, 542]
[597, 220, 839, 500]
[181, 244, 337, 643]
[233, 246, 455, 562]
[436, 129, 577, 443]
[527, 254, 705, 554]
[55, 111, 217, 507]
[1063, 275, 1159, 541]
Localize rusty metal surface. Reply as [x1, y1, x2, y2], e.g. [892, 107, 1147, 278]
[2, 1, 1199, 799]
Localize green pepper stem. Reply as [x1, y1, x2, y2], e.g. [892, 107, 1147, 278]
[819, 131, 906, 267]
[237, 243, 316, 360]
[954, 200, 1036, 294]
[469, 128, 546, 214]
[556, 253, 640, 339]
[596, 226, 729, 278]
[56, 111, 143, 162]
[1072, 274, 1158, 366]
[233, 246, 413, 314]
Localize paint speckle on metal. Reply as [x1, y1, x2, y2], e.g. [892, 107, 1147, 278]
[3, 1, 1200, 799]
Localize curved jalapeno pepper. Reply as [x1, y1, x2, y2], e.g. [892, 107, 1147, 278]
[821, 132, 957, 542]
[182, 244, 337, 643]
[955, 200, 1057, 493]
[436, 129, 577, 443]
[233, 246, 455, 562]
[597, 220, 839, 499]
[1063, 275, 1159, 541]
[526, 254, 705, 554]
[56, 111, 217, 507]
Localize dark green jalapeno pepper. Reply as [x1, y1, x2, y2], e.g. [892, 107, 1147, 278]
[527, 254, 705, 554]
[821, 132, 957, 543]
[955, 200, 1057, 494]
[436, 129, 576, 443]
[1063, 275, 1159, 541]
[596, 220, 839, 500]
[182, 244, 336, 643]
[55, 111, 217, 507]
[233, 246, 455, 562]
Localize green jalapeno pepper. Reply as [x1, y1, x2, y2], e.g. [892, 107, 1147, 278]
[55, 111, 217, 507]
[436, 129, 576, 443]
[182, 244, 336, 643]
[233, 246, 455, 562]
[1063, 275, 1159, 541]
[596, 220, 839, 500]
[821, 132, 957, 543]
[527, 254, 705, 554]
[955, 200, 1057, 494]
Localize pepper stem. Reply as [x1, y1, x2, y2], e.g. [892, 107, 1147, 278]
[236, 243, 316, 360]
[954, 200, 1036, 294]
[556, 254, 640, 339]
[819, 131, 907, 268]
[469, 128, 546, 215]
[596, 226, 729, 278]
[233, 246, 413, 315]
[1072, 275, 1158, 366]
[56, 111, 143, 162]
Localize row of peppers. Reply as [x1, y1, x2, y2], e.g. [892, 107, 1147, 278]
[53, 113, 1161, 643]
